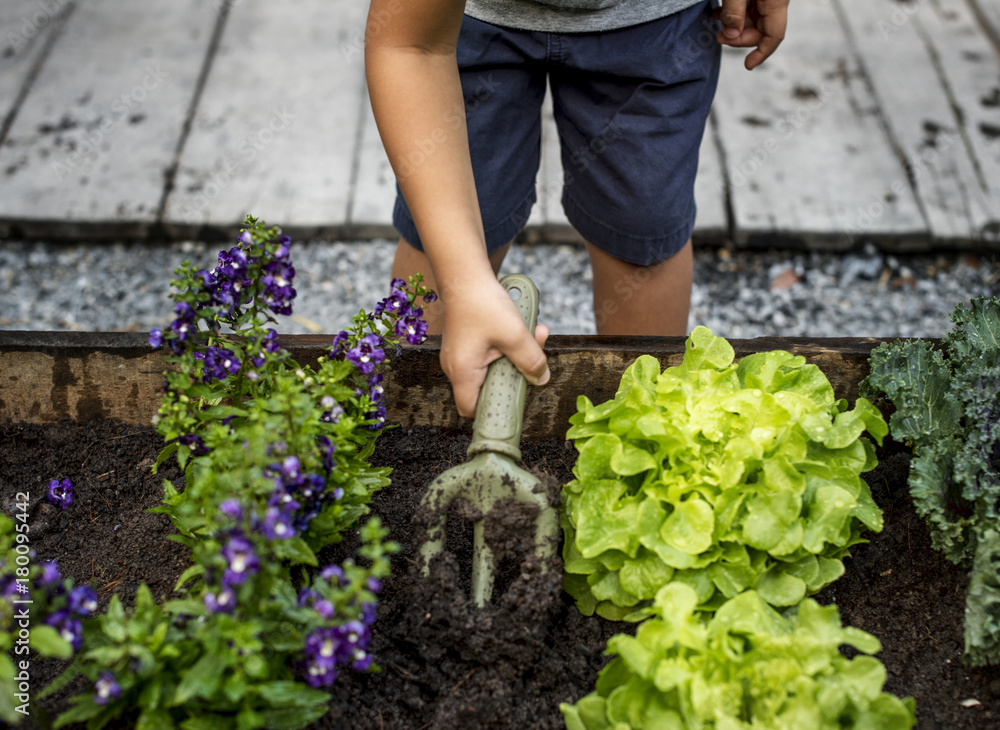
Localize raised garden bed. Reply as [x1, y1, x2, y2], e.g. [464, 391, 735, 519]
[2, 331, 998, 729]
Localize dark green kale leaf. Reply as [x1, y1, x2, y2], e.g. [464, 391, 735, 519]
[861, 296, 1000, 666]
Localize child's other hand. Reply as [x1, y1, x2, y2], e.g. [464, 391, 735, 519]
[440, 276, 550, 419]
[715, 0, 789, 71]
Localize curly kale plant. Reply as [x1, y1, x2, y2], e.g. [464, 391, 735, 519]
[38, 216, 433, 728]
[861, 295, 1000, 666]
[560, 584, 915, 730]
[562, 327, 888, 620]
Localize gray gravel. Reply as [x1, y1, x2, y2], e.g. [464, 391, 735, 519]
[1, 239, 997, 339]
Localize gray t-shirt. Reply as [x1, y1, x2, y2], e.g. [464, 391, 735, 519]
[465, 0, 704, 33]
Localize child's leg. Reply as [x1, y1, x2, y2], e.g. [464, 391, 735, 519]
[391, 236, 512, 335]
[586, 238, 692, 336]
[547, 2, 720, 337]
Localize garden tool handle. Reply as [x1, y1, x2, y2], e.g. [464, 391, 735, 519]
[467, 274, 539, 462]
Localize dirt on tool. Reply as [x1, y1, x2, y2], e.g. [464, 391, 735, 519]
[2, 419, 999, 729]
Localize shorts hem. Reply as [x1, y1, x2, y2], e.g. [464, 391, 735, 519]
[393, 185, 537, 255]
[562, 193, 696, 266]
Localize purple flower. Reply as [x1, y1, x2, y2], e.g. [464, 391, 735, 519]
[56, 616, 83, 651]
[390, 277, 406, 291]
[69, 585, 99, 616]
[262, 256, 296, 315]
[361, 601, 377, 625]
[204, 586, 236, 614]
[47, 479, 73, 510]
[261, 504, 297, 540]
[321, 401, 344, 424]
[364, 405, 387, 431]
[302, 628, 339, 688]
[395, 308, 428, 345]
[320, 565, 345, 585]
[262, 328, 282, 354]
[352, 650, 373, 672]
[346, 334, 385, 375]
[148, 329, 163, 348]
[238, 230, 254, 246]
[222, 534, 259, 587]
[201, 346, 241, 383]
[178, 434, 209, 457]
[37, 561, 61, 587]
[219, 499, 242, 520]
[382, 289, 410, 317]
[329, 331, 350, 359]
[368, 373, 384, 404]
[423, 290, 438, 303]
[367, 577, 382, 594]
[94, 672, 121, 705]
[319, 436, 336, 474]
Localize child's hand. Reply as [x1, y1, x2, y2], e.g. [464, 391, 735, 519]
[439, 276, 550, 419]
[715, 0, 789, 70]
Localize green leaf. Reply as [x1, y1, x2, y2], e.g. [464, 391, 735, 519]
[660, 498, 714, 556]
[101, 596, 128, 643]
[258, 703, 330, 730]
[29, 625, 73, 659]
[253, 681, 330, 709]
[137, 708, 177, 730]
[272, 537, 318, 566]
[181, 716, 235, 730]
[754, 564, 806, 606]
[802, 484, 857, 554]
[173, 652, 227, 705]
[619, 549, 674, 601]
[574, 479, 640, 559]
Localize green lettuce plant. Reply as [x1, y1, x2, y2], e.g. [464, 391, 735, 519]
[560, 583, 916, 729]
[861, 295, 1000, 666]
[562, 327, 888, 620]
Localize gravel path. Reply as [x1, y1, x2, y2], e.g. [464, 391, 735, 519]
[1, 239, 997, 339]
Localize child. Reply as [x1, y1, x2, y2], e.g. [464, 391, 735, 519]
[365, 0, 789, 417]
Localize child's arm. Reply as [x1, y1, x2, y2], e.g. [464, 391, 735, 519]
[365, 0, 550, 418]
[715, 0, 790, 70]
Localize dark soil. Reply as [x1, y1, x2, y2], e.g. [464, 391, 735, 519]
[2, 420, 998, 729]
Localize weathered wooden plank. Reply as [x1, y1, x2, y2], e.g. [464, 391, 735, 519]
[712, 0, 927, 249]
[694, 113, 729, 243]
[162, 0, 369, 236]
[914, 0, 1000, 243]
[0, 0, 72, 134]
[0, 331, 892, 440]
[968, 0, 1000, 51]
[349, 85, 397, 238]
[0, 0, 215, 237]
[537, 88, 569, 233]
[835, 0, 1000, 245]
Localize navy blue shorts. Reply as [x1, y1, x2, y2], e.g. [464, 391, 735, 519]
[393, 1, 721, 267]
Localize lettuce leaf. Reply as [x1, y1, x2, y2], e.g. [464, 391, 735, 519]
[560, 584, 916, 730]
[563, 327, 887, 619]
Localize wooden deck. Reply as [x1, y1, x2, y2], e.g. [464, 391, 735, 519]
[0, 0, 998, 249]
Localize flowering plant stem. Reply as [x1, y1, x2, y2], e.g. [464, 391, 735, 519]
[32, 215, 433, 729]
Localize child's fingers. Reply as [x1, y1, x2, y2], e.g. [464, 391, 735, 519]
[714, 0, 748, 39]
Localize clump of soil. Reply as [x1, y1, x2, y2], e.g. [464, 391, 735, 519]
[2, 420, 998, 729]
